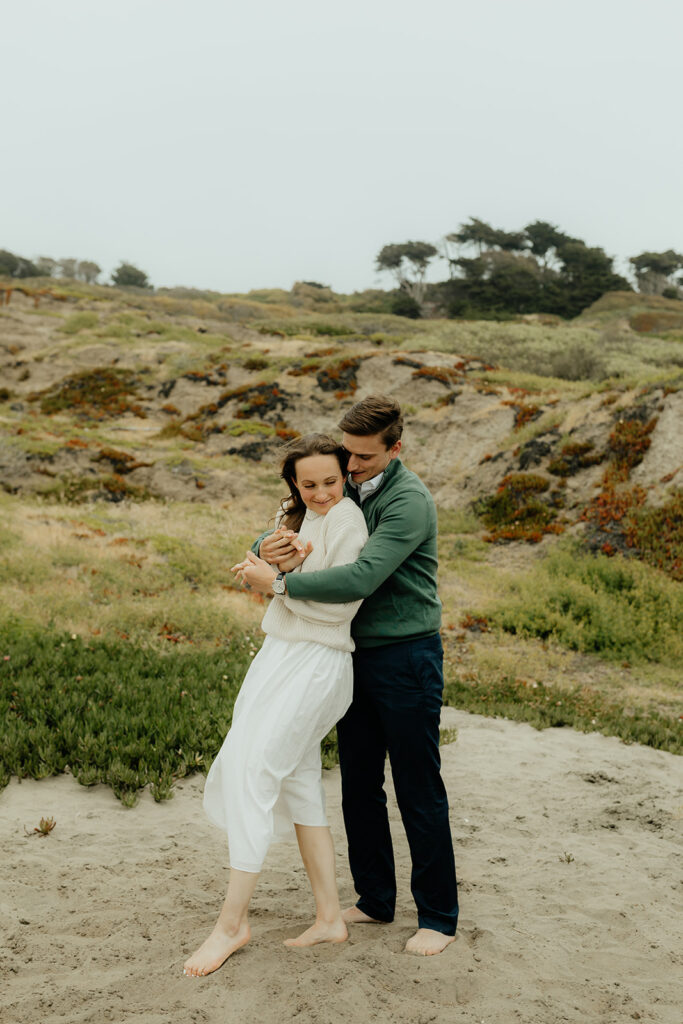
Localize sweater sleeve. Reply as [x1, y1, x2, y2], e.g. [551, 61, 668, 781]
[281, 503, 368, 625]
[286, 490, 430, 604]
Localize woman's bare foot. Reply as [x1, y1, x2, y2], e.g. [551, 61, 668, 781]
[342, 905, 385, 924]
[183, 920, 250, 977]
[284, 916, 348, 948]
[404, 928, 455, 956]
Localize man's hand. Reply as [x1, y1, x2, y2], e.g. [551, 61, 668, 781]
[231, 551, 278, 594]
[259, 528, 303, 566]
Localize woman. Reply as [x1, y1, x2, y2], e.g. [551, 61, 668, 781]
[183, 434, 368, 977]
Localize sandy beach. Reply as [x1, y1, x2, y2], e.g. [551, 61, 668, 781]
[2, 707, 681, 1024]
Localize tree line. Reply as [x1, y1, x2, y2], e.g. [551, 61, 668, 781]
[0, 250, 151, 289]
[376, 219, 683, 319]
[3, 224, 682, 321]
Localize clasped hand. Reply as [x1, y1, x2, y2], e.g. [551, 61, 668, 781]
[230, 527, 313, 594]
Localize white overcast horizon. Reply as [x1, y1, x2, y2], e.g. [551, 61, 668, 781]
[3, 0, 682, 295]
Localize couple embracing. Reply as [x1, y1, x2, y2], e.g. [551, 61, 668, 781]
[183, 395, 458, 977]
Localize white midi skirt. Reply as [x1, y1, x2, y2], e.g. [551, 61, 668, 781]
[202, 634, 353, 873]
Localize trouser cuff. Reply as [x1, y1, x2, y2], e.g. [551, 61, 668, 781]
[417, 913, 458, 936]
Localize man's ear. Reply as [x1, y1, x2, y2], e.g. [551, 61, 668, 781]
[389, 439, 402, 459]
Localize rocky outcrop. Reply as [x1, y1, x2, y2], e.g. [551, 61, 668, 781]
[1, 300, 681, 541]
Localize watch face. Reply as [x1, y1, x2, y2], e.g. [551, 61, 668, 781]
[273, 575, 285, 594]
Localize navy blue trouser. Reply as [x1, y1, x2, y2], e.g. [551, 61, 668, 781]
[337, 633, 459, 935]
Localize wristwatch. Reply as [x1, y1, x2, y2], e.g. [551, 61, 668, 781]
[272, 571, 287, 595]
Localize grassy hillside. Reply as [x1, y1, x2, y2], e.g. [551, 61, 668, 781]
[1, 279, 681, 800]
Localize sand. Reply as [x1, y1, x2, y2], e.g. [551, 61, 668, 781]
[2, 707, 681, 1024]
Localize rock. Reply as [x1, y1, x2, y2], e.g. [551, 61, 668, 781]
[630, 390, 683, 497]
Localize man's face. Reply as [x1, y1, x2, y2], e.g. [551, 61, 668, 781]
[342, 431, 402, 485]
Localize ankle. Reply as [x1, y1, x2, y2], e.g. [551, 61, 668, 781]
[217, 913, 248, 938]
[316, 909, 343, 926]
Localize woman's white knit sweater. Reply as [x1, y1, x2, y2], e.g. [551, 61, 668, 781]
[260, 497, 368, 652]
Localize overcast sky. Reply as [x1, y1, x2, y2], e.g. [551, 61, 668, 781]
[3, 0, 681, 294]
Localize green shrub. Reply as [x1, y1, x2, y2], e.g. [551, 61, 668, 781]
[474, 472, 565, 543]
[100, 323, 133, 339]
[443, 673, 681, 754]
[489, 542, 683, 664]
[548, 344, 607, 381]
[391, 293, 421, 318]
[32, 367, 145, 420]
[307, 322, 356, 337]
[242, 355, 270, 371]
[224, 419, 275, 437]
[112, 262, 150, 289]
[548, 440, 604, 476]
[628, 489, 683, 580]
[60, 312, 99, 335]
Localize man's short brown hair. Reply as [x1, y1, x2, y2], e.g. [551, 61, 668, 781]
[338, 394, 403, 449]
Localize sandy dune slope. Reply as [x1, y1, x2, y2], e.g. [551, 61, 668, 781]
[1, 708, 681, 1024]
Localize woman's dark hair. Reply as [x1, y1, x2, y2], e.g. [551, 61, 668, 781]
[277, 433, 348, 532]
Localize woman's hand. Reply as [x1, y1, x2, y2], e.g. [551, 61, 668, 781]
[259, 528, 303, 566]
[231, 551, 278, 594]
[275, 541, 314, 573]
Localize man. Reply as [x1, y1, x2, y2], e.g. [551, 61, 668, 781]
[239, 395, 458, 956]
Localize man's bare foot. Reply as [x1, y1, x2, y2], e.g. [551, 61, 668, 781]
[183, 921, 250, 977]
[342, 905, 386, 924]
[284, 916, 348, 948]
[405, 928, 455, 956]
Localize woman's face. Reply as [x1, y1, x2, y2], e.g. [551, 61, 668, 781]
[293, 453, 345, 514]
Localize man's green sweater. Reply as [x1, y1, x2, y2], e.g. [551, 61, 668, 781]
[257, 458, 442, 649]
